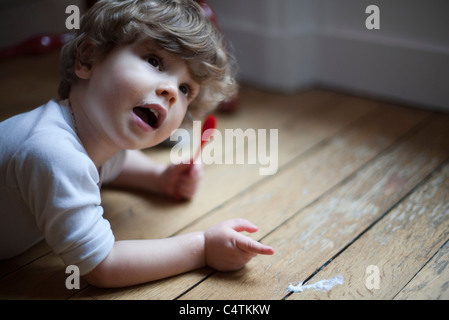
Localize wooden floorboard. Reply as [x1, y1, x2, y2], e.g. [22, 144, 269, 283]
[291, 159, 449, 300]
[1, 52, 449, 300]
[178, 114, 449, 300]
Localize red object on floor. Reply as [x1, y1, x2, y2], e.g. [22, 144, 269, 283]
[1, 0, 239, 111]
[0, 33, 72, 60]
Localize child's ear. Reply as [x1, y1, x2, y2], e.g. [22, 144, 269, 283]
[74, 39, 96, 80]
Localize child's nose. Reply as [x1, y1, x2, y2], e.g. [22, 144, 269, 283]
[156, 82, 177, 108]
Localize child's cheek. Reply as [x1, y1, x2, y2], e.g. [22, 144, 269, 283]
[106, 72, 144, 105]
[106, 59, 148, 102]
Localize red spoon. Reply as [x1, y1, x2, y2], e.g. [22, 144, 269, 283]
[175, 114, 216, 200]
[192, 114, 217, 163]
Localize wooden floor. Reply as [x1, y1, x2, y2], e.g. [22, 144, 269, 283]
[1, 52, 449, 300]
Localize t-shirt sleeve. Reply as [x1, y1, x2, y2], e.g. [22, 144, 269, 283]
[100, 149, 127, 185]
[14, 136, 115, 276]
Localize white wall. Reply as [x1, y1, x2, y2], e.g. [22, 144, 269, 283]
[1, 0, 447, 110]
[210, 0, 449, 111]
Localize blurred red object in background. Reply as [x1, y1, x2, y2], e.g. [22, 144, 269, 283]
[0, 0, 239, 112]
[195, 0, 219, 28]
[0, 33, 73, 59]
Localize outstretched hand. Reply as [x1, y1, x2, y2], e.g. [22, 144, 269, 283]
[204, 219, 274, 272]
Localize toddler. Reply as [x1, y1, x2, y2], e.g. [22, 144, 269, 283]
[0, 0, 273, 288]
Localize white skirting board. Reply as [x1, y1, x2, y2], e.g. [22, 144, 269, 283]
[223, 25, 449, 112]
[315, 32, 449, 111]
[212, 0, 449, 112]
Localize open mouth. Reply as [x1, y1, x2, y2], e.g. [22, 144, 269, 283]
[133, 106, 162, 129]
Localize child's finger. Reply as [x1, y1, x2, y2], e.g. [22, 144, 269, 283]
[226, 218, 259, 234]
[188, 163, 203, 177]
[235, 233, 274, 256]
[174, 163, 192, 175]
[176, 182, 195, 199]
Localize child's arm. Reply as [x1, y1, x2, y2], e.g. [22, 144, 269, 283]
[83, 219, 274, 288]
[109, 150, 201, 200]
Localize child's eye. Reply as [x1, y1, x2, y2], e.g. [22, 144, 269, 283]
[147, 56, 162, 70]
[179, 84, 190, 96]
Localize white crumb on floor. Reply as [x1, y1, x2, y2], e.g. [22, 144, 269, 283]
[287, 275, 344, 293]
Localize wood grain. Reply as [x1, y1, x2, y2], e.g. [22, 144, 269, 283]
[289, 160, 449, 300]
[395, 240, 449, 300]
[1, 51, 448, 299]
[180, 116, 449, 299]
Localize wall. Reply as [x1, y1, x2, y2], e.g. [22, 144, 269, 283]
[1, 0, 447, 110]
[0, 0, 85, 48]
[209, 0, 449, 110]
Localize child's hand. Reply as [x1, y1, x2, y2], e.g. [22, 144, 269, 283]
[204, 219, 274, 272]
[160, 163, 203, 200]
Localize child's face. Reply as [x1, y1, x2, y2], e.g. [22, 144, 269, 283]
[77, 41, 200, 150]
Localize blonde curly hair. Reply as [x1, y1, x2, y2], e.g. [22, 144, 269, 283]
[58, 0, 237, 118]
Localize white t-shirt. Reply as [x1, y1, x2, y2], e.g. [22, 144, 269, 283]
[0, 100, 125, 275]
